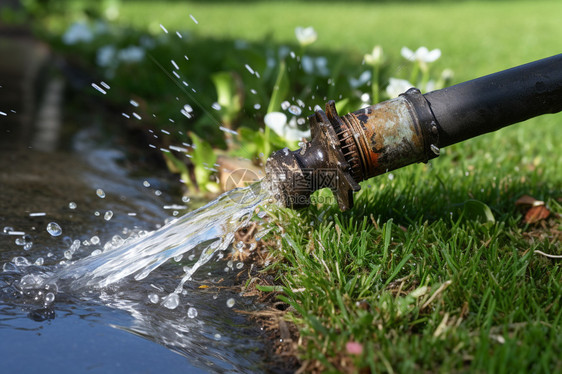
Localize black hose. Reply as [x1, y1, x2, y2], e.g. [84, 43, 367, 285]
[423, 54, 562, 148]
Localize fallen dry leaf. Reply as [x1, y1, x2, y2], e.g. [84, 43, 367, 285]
[524, 205, 550, 224]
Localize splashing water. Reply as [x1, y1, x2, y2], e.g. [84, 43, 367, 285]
[45, 181, 272, 298]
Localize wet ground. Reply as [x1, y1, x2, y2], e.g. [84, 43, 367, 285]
[0, 31, 272, 373]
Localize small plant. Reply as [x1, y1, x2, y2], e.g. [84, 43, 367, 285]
[163, 132, 219, 194]
[42, 19, 454, 196]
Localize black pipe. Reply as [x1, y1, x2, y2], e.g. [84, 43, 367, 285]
[424, 54, 562, 148]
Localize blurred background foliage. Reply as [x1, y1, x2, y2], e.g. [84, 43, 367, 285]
[3, 0, 560, 194]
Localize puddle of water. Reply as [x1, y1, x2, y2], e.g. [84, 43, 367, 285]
[0, 34, 278, 373]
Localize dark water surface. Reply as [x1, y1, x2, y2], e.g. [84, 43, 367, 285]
[0, 33, 269, 373]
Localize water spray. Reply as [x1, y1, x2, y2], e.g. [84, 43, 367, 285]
[266, 54, 562, 210]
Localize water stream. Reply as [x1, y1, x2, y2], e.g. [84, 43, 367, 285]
[0, 33, 280, 373]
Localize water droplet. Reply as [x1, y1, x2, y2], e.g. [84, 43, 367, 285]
[71, 240, 81, 251]
[91, 249, 102, 256]
[110, 235, 123, 247]
[46, 222, 62, 237]
[162, 293, 180, 309]
[34, 257, 44, 266]
[430, 144, 440, 156]
[64, 250, 72, 260]
[174, 255, 183, 262]
[211, 102, 221, 111]
[214, 333, 221, 340]
[148, 293, 159, 303]
[288, 105, 302, 116]
[3, 226, 14, 234]
[226, 298, 235, 308]
[91, 83, 107, 95]
[187, 307, 198, 318]
[96, 189, 106, 198]
[24, 242, 33, 251]
[236, 262, 244, 269]
[20, 274, 40, 289]
[45, 292, 55, 304]
[182, 196, 190, 203]
[91, 236, 100, 245]
[281, 101, 290, 110]
[104, 211, 113, 221]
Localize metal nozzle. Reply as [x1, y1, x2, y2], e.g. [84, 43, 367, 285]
[266, 89, 438, 211]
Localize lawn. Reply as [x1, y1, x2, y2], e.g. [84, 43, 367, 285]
[117, 0, 562, 81]
[26, 0, 562, 372]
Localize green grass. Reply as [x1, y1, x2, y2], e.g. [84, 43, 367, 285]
[265, 114, 561, 372]
[36, 0, 562, 371]
[118, 0, 562, 82]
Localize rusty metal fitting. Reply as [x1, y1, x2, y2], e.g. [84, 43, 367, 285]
[266, 54, 562, 210]
[265, 88, 439, 211]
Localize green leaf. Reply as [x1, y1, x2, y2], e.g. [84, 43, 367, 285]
[189, 132, 220, 193]
[211, 71, 242, 126]
[256, 285, 284, 292]
[335, 97, 350, 114]
[461, 199, 496, 223]
[162, 151, 194, 191]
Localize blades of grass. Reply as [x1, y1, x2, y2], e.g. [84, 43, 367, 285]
[381, 219, 393, 265]
[384, 254, 413, 287]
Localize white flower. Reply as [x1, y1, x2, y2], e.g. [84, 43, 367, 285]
[62, 22, 94, 45]
[117, 46, 145, 63]
[295, 26, 317, 47]
[364, 45, 383, 66]
[301, 56, 330, 76]
[386, 78, 414, 98]
[264, 112, 310, 141]
[348, 70, 372, 88]
[97, 45, 117, 67]
[401, 46, 441, 63]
